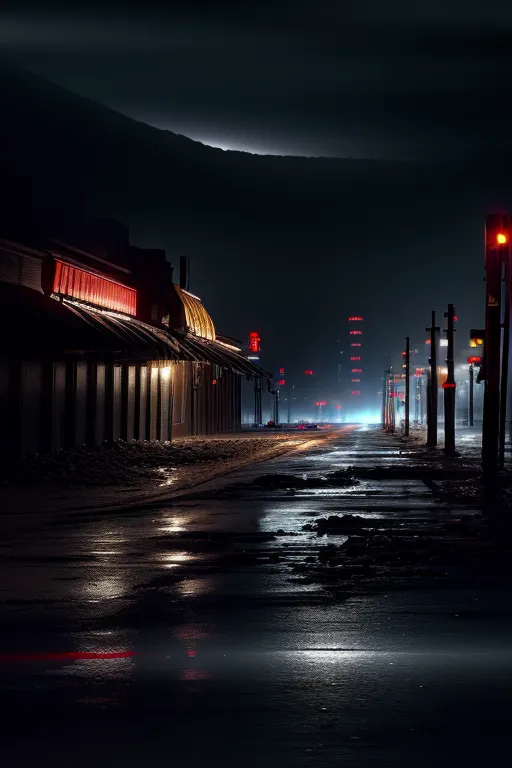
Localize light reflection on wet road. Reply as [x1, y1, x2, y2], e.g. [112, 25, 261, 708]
[1, 428, 511, 767]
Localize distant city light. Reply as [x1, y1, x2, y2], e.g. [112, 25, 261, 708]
[350, 356, 361, 360]
[350, 343, 362, 347]
[351, 368, 363, 372]
[277, 379, 285, 386]
[348, 316, 363, 321]
[351, 390, 360, 395]
[304, 369, 313, 375]
[249, 332, 260, 353]
[350, 330, 362, 335]
[279, 367, 285, 374]
[352, 378, 360, 382]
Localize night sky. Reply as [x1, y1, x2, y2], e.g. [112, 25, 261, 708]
[2, 1, 512, 159]
[1, 1, 512, 414]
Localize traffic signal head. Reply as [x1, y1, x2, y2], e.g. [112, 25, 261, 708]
[470, 329, 484, 347]
[486, 213, 512, 255]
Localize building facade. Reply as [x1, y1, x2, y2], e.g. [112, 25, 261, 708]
[0, 219, 267, 463]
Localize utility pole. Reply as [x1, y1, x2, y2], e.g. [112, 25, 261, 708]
[469, 364, 474, 427]
[426, 311, 439, 447]
[443, 303, 456, 455]
[274, 389, 280, 425]
[287, 385, 293, 424]
[482, 214, 509, 472]
[404, 336, 410, 436]
[382, 368, 390, 429]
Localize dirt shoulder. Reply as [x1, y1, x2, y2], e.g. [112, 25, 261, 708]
[0, 429, 340, 526]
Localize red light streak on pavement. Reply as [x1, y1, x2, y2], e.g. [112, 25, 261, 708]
[0, 651, 136, 663]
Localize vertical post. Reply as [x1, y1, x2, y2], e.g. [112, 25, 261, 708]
[482, 215, 506, 472]
[499, 257, 511, 468]
[254, 378, 262, 426]
[469, 364, 474, 428]
[419, 375, 423, 424]
[382, 370, 389, 428]
[444, 303, 456, 455]
[288, 385, 292, 424]
[274, 390, 280, 425]
[404, 336, 410, 437]
[427, 311, 438, 447]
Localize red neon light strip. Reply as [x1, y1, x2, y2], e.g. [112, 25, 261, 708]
[53, 260, 137, 316]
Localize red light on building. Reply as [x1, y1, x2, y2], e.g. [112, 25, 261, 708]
[349, 330, 362, 335]
[351, 390, 360, 395]
[348, 316, 363, 321]
[319, 400, 327, 406]
[468, 356, 482, 364]
[352, 378, 360, 382]
[304, 369, 313, 375]
[350, 356, 361, 361]
[277, 379, 286, 386]
[53, 260, 137, 316]
[279, 367, 285, 374]
[351, 368, 363, 373]
[350, 343, 362, 347]
[249, 332, 260, 353]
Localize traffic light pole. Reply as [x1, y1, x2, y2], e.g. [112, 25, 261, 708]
[469, 364, 474, 427]
[482, 217, 505, 472]
[444, 304, 456, 455]
[499, 257, 511, 468]
[426, 311, 439, 447]
[404, 336, 410, 437]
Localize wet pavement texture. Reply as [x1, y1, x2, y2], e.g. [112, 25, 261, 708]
[1, 427, 511, 767]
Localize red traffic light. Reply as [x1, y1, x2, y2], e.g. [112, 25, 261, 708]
[319, 400, 327, 406]
[315, 401, 320, 407]
[336, 404, 341, 410]
[467, 356, 482, 364]
[279, 367, 285, 374]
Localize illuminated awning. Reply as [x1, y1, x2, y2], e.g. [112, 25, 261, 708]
[173, 284, 215, 340]
[53, 259, 137, 316]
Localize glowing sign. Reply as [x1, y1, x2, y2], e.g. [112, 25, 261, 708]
[351, 390, 360, 395]
[351, 368, 363, 373]
[350, 330, 362, 335]
[350, 343, 362, 347]
[249, 332, 260, 353]
[279, 367, 285, 374]
[352, 378, 360, 382]
[53, 260, 137, 316]
[304, 369, 313, 375]
[350, 356, 361, 361]
[276, 379, 285, 386]
[468, 356, 481, 364]
[348, 316, 363, 321]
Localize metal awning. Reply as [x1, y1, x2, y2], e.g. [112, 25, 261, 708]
[173, 333, 271, 378]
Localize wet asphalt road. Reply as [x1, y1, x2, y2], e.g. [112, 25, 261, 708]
[1, 427, 511, 767]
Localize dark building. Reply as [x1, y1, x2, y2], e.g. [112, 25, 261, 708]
[0, 219, 267, 463]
